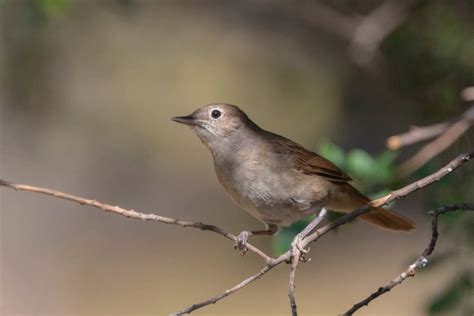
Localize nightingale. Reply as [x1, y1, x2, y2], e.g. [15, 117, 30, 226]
[172, 104, 415, 251]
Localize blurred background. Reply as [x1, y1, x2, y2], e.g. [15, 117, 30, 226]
[1, 0, 473, 315]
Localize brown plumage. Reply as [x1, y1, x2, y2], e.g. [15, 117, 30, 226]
[269, 135, 414, 231]
[173, 103, 415, 237]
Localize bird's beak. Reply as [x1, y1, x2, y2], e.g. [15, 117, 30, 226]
[171, 115, 196, 126]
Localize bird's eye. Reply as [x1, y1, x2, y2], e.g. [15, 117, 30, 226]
[211, 109, 222, 119]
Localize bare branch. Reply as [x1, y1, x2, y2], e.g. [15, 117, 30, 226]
[1, 151, 472, 315]
[461, 86, 474, 102]
[386, 122, 451, 150]
[372, 151, 473, 206]
[385, 104, 474, 176]
[302, 151, 473, 248]
[288, 251, 301, 316]
[0, 179, 272, 263]
[171, 264, 275, 316]
[398, 113, 474, 176]
[288, 208, 328, 316]
[343, 204, 474, 315]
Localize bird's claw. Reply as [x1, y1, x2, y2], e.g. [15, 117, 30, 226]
[234, 231, 250, 255]
[290, 234, 311, 262]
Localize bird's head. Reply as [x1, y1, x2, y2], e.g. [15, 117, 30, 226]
[172, 103, 258, 152]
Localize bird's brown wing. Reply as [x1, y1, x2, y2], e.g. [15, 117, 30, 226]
[269, 136, 351, 183]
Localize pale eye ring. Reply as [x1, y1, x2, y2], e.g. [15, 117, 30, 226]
[211, 109, 222, 119]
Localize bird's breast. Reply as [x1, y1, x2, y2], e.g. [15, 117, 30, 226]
[213, 153, 323, 226]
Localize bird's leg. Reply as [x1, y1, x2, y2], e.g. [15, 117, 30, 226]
[291, 208, 328, 262]
[235, 224, 278, 255]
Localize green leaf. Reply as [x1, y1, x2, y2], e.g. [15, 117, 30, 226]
[346, 149, 376, 181]
[374, 150, 398, 184]
[37, 0, 71, 17]
[319, 141, 345, 168]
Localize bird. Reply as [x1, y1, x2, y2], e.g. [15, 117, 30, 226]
[172, 104, 415, 251]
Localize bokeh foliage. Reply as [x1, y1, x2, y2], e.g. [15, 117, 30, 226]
[274, 142, 397, 255]
[1, 0, 473, 314]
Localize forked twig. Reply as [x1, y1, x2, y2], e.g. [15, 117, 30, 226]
[386, 105, 474, 176]
[343, 204, 474, 315]
[0, 152, 472, 315]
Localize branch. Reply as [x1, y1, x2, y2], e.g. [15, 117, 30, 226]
[385, 105, 474, 176]
[0, 179, 272, 263]
[371, 151, 473, 206]
[386, 122, 451, 150]
[170, 265, 275, 316]
[171, 248, 286, 314]
[288, 253, 301, 316]
[461, 86, 474, 102]
[343, 204, 474, 315]
[172, 151, 472, 314]
[301, 151, 473, 248]
[398, 109, 474, 176]
[1, 151, 472, 315]
[288, 208, 328, 316]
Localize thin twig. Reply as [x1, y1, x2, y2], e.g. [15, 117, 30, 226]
[289, 251, 301, 316]
[302, 151, 473, 248]
[461, 86, 474, 102]
[170, 264, 275, 316]
[371, 151, 473, 207]
[387, 105, 474, 151]
[343, 204, 474, 315]
[399, 114, 474, 176]
[0, 179, 272, 263]
[288, 208, 328, 316]
[177, 147, 471, 314]
[385, 105, 474, 176]
[386, 122, 451, 150]
[1, 151, 472, 315]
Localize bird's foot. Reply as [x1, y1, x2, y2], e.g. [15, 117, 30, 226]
[290, 233, 311, 263]
[234, 231, 250, 255]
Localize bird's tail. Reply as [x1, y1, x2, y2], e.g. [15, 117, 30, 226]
[359, 206, 415, 231]
[327, 184, 415, 231]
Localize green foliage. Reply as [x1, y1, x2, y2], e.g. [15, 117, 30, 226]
[383, 0, 474, 113]
[319, 142, 345, 168]
[346, 149, 376, 183]
[319, 141, 398, 190]
[273, 142, 397, 254]
[427, 271, 473, 315]
[36, 0, 71, 17]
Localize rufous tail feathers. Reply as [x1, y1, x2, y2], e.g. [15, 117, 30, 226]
[359, 207, 415, 231]
[328, 184, 415, 231]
